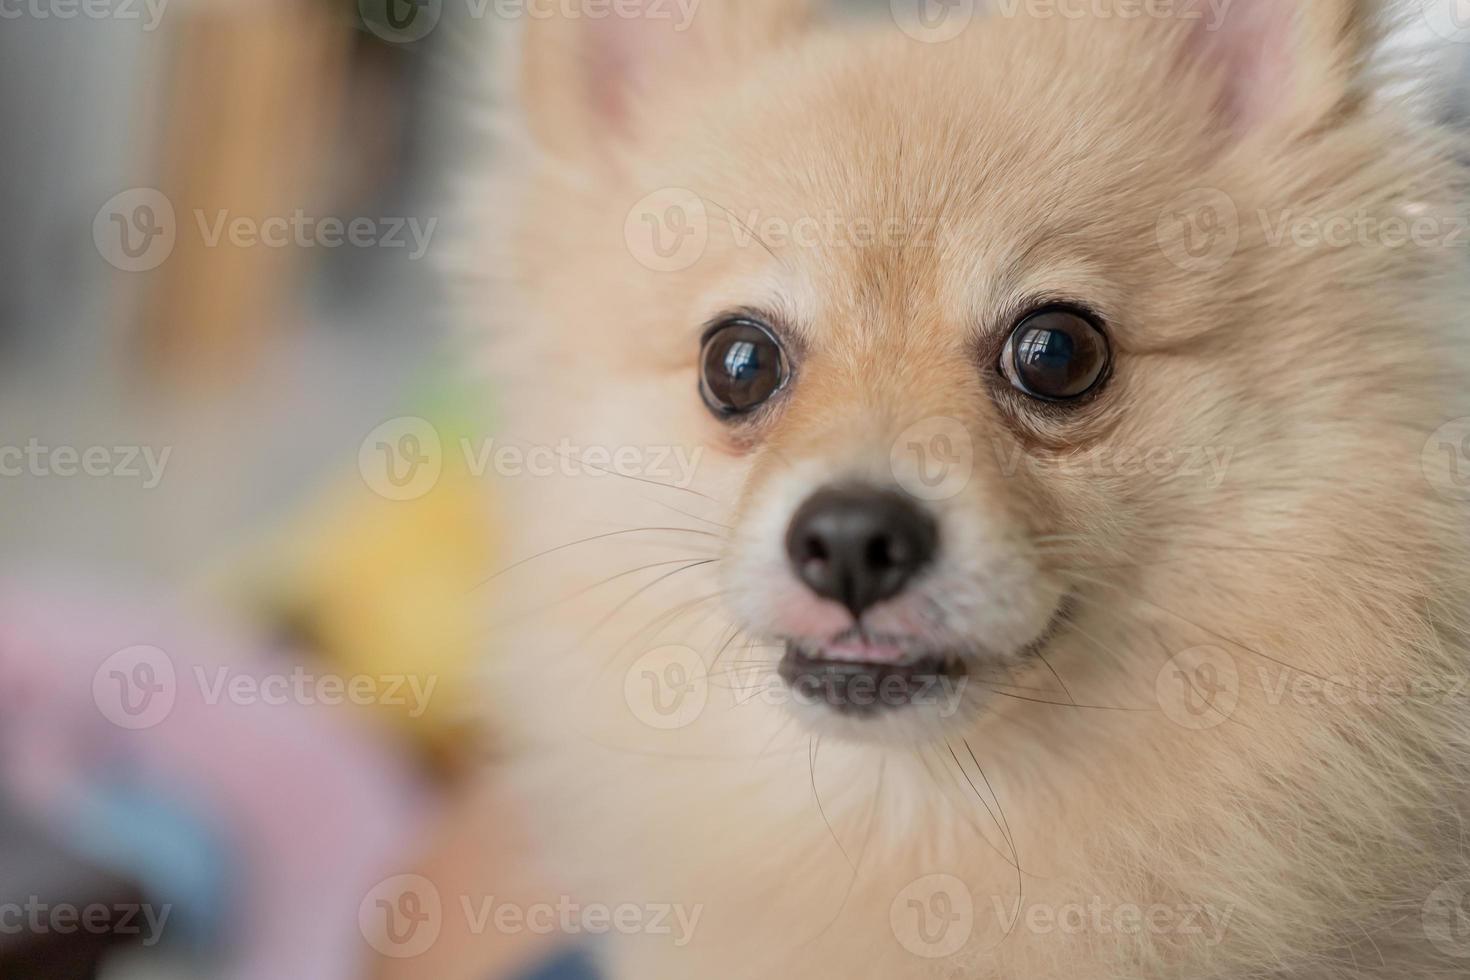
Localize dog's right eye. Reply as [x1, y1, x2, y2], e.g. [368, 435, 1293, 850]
[699, 318, 789, 418]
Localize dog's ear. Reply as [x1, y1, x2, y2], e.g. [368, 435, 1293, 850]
[1171, 0, 1383, 138]
[517, 0, 819, 160]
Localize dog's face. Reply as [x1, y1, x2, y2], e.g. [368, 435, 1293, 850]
[483, 2, 1470, 974]
[491, 0, 1465, 744]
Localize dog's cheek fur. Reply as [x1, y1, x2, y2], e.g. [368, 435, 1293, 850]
[465, 2, 1470, 977]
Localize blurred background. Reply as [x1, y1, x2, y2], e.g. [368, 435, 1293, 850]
[0, 0, 1464, 978]
[0, 1, 516, 977]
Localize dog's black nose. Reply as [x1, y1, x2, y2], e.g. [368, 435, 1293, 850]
[785, 486, 937, 618]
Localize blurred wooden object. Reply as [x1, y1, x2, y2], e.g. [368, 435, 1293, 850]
[138, 0, 352, 388]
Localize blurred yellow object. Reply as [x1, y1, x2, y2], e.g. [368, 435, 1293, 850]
[253, 408, 497, 773]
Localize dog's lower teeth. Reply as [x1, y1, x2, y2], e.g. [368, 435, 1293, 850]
[778, 642, 966, 717]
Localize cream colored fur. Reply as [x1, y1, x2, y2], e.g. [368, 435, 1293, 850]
[462, 1, 1470, 976]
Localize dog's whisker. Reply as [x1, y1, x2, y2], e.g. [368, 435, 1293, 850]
[915, 745, 1021, 872]
[963, 738, 1028, 942]
[971, 685, 1148, 712]
[798, 753, 888, 950]
[946, 737, 1027, 933]
[596, 591, 731, 678]
[1062, 572, 1332, 682]
[809, 736, 853, 871]
[700, 195, 789, 269]
[643, 496, 734, 532]
[482, 556, 724, 633]
[575, 560, 721, 657]
[471, 526, 724, 591]
[558, 445, 720, 500]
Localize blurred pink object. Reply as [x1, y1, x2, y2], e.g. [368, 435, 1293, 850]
[0, 576, 435, 980]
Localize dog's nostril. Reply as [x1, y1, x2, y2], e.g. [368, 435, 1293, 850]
[784, 485, 937, 619]
[805, 535, 829, 563]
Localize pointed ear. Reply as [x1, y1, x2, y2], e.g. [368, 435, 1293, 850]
[1173, 0, 1384, 138]
[517, 0, 819, 160]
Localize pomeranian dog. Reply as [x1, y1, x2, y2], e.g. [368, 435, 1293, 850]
[465, 0, 1470, 976]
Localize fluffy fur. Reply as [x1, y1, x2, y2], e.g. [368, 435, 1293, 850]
[461, 1, 1470, 976]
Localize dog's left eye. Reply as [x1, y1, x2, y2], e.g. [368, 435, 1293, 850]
[1000, 307, 1111, 402]
[699, 318, 789, 418]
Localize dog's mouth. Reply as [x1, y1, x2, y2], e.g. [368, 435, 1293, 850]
[777, 640, 969, 718]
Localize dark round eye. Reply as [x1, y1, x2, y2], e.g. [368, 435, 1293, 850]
[699, 318, 789, 417]
[1000, 307, 1111, 401]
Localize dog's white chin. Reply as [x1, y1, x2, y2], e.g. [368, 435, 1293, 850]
[780, 695, 988, 746]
